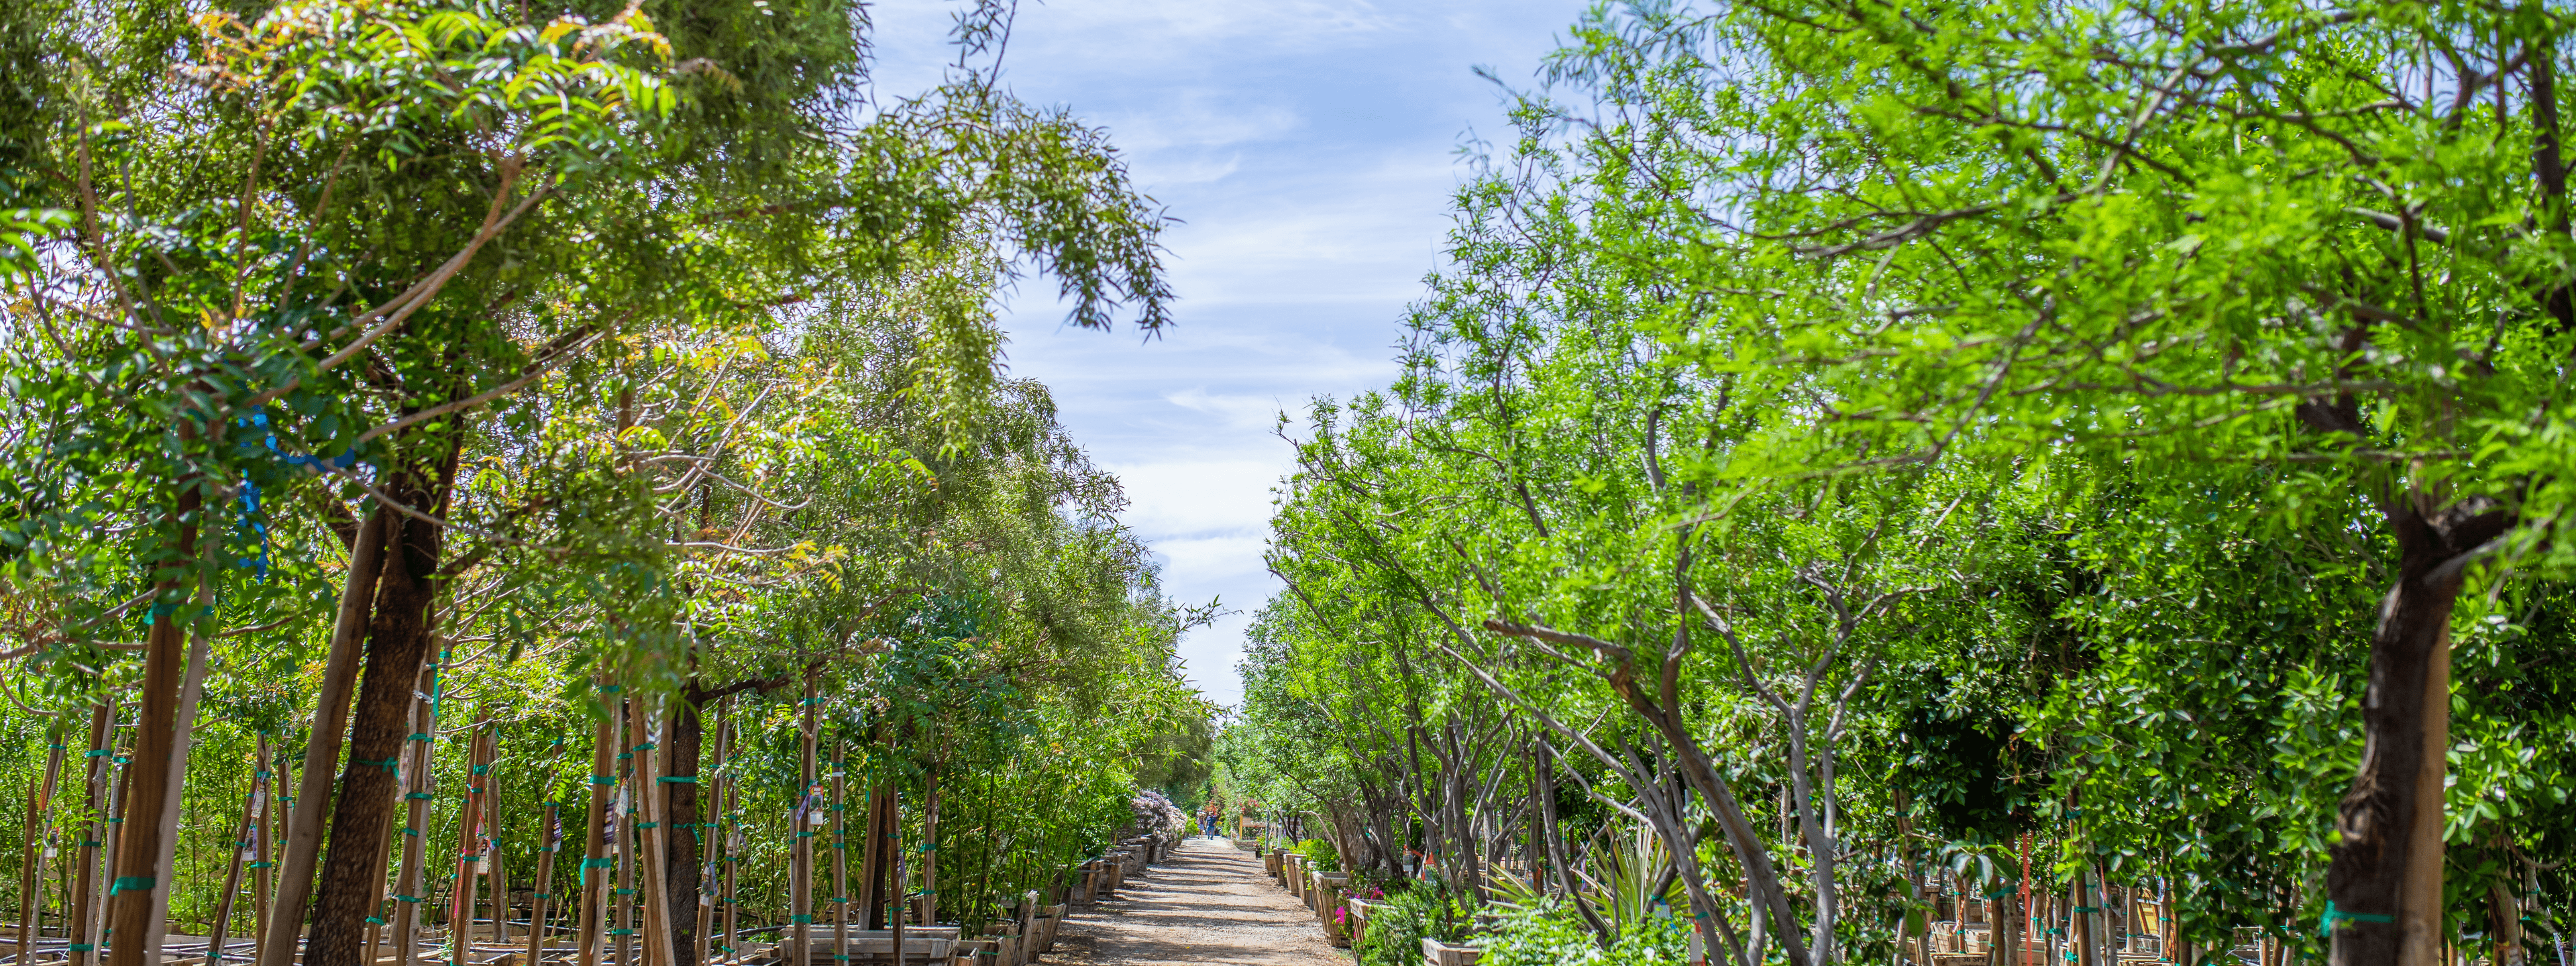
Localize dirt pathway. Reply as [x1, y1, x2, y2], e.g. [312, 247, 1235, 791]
[1045, 837, 1353, 965]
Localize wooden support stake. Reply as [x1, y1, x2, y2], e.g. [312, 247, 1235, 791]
[390, 659, 443, 966]
[66, 699, 115, 966]
[526, 798, 562, 966]
[203, 737, 264, 965]
[792, 680, 817, 966]
[527, 728, 565, 966]
[576, 682, 618, 966]
[691, 702, 724, 966]
[451, 718, 492, 966]
[829, 751, 847, 966]
[633, 702, 679, 966]
[249, 737, 281, 966]
[15, 724, 66, 965]
[717, 701, 737, 966]
[486, 735, 509, 947]
[614, 698, 635, 966]
[918, 766, 938, 928]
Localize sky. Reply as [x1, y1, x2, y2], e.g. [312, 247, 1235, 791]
[869, 1, 1582, 708]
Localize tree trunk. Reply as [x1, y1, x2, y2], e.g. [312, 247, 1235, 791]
[2326, 500, 2505, 966]
[104, 484, 197, 966]
[665, 687, 706, 966]
[304, 498, 448, 966]
[260, 504, 389, 966]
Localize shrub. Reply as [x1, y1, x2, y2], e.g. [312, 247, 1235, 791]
[1481, 899, 1690, 965]
[1293, 837, 1341, 872]
[1356, 878, 1476, 966]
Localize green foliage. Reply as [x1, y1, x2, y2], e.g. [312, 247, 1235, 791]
[1293, 837, 1341, 873]
[1356, 879, 1479, 966]
[1482, 900, 1689, 966]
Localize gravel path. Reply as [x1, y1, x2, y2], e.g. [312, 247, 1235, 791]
[1045, 837, 1353, 965]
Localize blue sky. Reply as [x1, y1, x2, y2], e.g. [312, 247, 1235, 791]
[871, 1, 1582, 706]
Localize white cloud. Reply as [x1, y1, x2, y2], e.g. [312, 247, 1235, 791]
[861, 0, 1582, 705]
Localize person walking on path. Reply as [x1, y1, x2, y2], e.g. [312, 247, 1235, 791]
[1197, 802, 1221, 839]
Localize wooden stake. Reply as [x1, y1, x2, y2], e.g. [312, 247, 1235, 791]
[258, 506, 388, 966]
[486, 733, 509, 948]
[525, 797, 562, 966]
[692, 701, 725, 966]
[15, 724, 66, 965]
[249, 736, 279, 966]
[66, 699, 115, 966]
[614, 699, 635, 966]
[203, 738, 263, 965]
[717, 701, 737, 966]
[793, 680, 817, 966]
[574, 682, 617, 966]
[451, 718, 492, 966]
[633, 703, 679, 966]
[390, 659, 444, 966]
[919, 767, 938, 927]
[830, 752, 845, 966]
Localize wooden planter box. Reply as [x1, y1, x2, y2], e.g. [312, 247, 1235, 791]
[1421, 938, 1483, 966]
[1346, 898, 1374, 949]
[1314, 872, 1351, 947]
[789, 926, 961, 963]
[1263, 852, 1283, 879]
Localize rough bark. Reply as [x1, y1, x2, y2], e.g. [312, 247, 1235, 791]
[2324, 500, 2510, 966]
[258, 504, 388, 966]
[303, 493, 448, 966]
[665, 686, 706, 966]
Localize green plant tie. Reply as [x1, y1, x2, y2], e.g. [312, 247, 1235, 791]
[591, 775, 617, 786]
[634, 742, 656, 750]
[471, 765, 489, 775]
[607, 929, 635, 936]
[407, 793, 433, 800]
[637, 822, 660, 829]
[791, 915, 815, 924]
[109, 876, 154, 894]
[407, 733, 430, 742]
[2320, 901, 2394, 937]
[371, 757, 400, 772]
[396, 894, 423, 903]
[365, 918, 384, 925]
[658, 776, 697, 783]
[614, 888, 637, 896]
[113, 756, 128, 764]
[599, 684, 622, 693]
[83, 749, 107, 757]
[69, 945, 95, 951]
[2074, 906, 2101, 912]
[404, 827, 421, 837]
[618, 753, 633, 760]
[248, 861, 273, 869]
